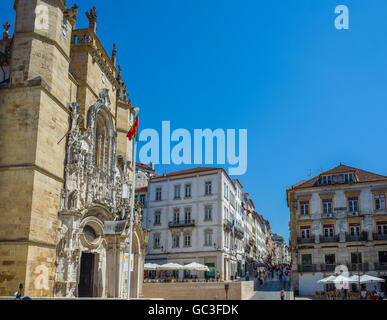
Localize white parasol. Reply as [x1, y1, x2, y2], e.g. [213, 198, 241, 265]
[156, 263, 185, 270]
[349, 274, 385, 284]
[144, 263, 159, 270]
[317, 275, 337, 284]
[183, 262, 210, 271]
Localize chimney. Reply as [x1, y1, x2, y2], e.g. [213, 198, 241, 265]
[151, 162, 155, 171]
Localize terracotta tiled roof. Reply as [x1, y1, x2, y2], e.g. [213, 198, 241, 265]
[135, 186, 148, 193]
[150, 166, 240, 192]
[293, 164, 387, 189]
[150, 167, 222, 180]
[136, 162, 155, 172]
[234, 179, 244, 189]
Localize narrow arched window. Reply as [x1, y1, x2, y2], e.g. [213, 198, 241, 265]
[95, 113, 109, 170]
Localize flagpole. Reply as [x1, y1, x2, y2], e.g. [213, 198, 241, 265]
[127, 110, 139, 300]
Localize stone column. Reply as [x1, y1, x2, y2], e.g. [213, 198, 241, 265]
[105, 235, 122, 298]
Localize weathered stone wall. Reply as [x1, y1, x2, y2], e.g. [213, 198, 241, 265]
[0, 0, 72, 297]
[142, 281, 255, 300]
[0, 0, 139, 298]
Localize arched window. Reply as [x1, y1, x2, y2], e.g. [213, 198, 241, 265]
[95, 113, 109, 170]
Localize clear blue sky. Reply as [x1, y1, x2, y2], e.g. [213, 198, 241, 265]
[3, 0, 387, 243]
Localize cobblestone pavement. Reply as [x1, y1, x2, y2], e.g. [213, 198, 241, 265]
[250, 280, 293, 300]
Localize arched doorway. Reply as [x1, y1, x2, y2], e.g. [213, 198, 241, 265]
[78, 252, 95, 297]
[77, 215, 107, 298]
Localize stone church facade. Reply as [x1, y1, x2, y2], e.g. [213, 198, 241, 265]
[0, 0, 148, 298]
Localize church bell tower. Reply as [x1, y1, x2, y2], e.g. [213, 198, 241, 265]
[0, 0, 78, 297]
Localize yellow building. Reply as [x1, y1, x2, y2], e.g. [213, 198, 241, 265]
[0, 0, 147, 298]
[287, 164, 387, 296]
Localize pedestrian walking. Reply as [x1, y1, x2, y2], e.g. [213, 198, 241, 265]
[288, 272, 291, 290]
[280, 288, 285, 300]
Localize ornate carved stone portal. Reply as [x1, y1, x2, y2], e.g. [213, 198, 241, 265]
[54, 89, 148, 298]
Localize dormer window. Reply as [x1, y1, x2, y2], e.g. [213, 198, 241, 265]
[317, 173, 355, 186]
[322, 176, 331, 185]
[344, 173, 354, 183]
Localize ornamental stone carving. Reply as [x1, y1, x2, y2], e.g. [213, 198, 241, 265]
[54, 89, 146, 298]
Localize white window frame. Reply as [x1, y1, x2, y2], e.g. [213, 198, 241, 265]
[184, 234, 191, 247]
[348, 197, 359, 212]
[205, 181, 212, 195]
[174, 185, 181, 199]
[323, 199, 333, 214]
[300, 201, 309, 215]
[185, 184, 192, 198]
[205, 205, 212, 221]
[204, 230, 213, 246]
[154, 211, 161, 225]
[350, 225, 360, 236]
[184, 207, 191, 224]
[375, 194, 386, 210]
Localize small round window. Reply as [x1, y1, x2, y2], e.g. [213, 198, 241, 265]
[83, 225, 98, 243]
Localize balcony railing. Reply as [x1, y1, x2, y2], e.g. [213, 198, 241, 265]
[319, 235, 340, 243]
[321, 264, 336, 272]
[297, 236, 315, 244]
[347, 263, 369, 272]
[374, 263, 387, 271]
[373, 233, 387, 241]
[223, 219, 232, 232]
[298, 264, 317, 272]
[345, 232, 368, 242]
[168, 220, 195, 228]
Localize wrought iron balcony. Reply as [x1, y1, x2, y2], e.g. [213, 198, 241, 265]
[374, 263, 387, 271]
[297, 236, 315, 244]
[345, 232, 368, 242]
[319, 235, 340, 243]
[168, 220, 195, 228]
[223, 219, 232, 232]
[347, 263, 369, 272]
[298, 264, 317, 272]
[373, 233, 387, 241]
[321, 264, 336, 272]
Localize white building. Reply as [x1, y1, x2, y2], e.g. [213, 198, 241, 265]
[142, 167, 247, 280]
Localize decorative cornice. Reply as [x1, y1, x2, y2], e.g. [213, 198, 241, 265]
[0, 238, 56, 249]
[71, 29, 119, 88]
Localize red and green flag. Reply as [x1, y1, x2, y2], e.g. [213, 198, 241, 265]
[127, 115, 139, 141]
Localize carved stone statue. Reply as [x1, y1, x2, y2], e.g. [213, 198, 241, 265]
[2, 21, 11, 40]
[54, 89, 145, 298]
[86, 7, 97, 32]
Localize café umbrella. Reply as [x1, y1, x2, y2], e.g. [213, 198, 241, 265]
[144, 263, 159, 270]
[317, 275, 337, 284]
[156, 263, 185, 270]
[182, 262, 209, 271]
[349, 274, 385, 284]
